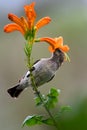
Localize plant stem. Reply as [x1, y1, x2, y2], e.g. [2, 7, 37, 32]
[29, 64, 58, 129]
[25, 39, 58, 129]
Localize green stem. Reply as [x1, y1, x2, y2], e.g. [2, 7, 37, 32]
[30, 71, 58, 129]
[25, 39, 58, 130]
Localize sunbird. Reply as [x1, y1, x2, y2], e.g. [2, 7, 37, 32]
[7, 49, 64, 98]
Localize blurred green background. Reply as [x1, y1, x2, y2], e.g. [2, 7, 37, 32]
[0, 0, 87, 130]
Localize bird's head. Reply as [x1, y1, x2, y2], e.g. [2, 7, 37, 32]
[52, 49, 65, 64]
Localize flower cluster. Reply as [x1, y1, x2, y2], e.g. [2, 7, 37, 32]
[4, 2, 51, 41]
[4, 2, 70, 56]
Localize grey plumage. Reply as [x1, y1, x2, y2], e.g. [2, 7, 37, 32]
[7, 49, 64, 98]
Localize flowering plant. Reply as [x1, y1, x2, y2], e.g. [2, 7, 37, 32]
[4, 2, 70, 130]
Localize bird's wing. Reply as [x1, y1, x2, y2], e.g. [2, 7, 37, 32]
[46, 74, 55, 82]
[28, 59, 41, 72]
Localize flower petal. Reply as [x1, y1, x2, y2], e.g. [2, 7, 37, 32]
[60, 45, 70, 52]
[40, 37, 69, 53]
[48, 45, 55, 52]
[35, 17, 51, 30]
[55, 37, 63, 46]
[40, 37, 56, 48]
[20, 16, 29, 31]
[40, 37, 57, 52]
[4, 23, 25, 35]
[8, 13, 25, 32]
[24, 2, 36, 29]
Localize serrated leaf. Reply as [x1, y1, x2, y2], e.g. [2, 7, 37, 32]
[22, 115, 43, 127]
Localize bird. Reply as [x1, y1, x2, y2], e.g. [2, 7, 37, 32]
[7, 49, 65, 98]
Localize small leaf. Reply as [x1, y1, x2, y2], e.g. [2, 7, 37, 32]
[55, 105, 72, 119]
[34, 95, 46, 106]
[34, 96, 42, 106]
[59, 105, 72, 113]
[48, 88, 59, 97]
[24, 42, 32, 57]
[42, 118, 54, 126]
[45, 88, 60, 109]
[22, 115, 43, 127]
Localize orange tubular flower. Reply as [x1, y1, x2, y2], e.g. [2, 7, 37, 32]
[40, 36, 70, 53]
[4, 2, 51, 39]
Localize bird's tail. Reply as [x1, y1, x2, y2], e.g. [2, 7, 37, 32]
[7, 84, 24, 98]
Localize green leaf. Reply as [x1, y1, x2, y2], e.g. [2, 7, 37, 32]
[45, 88, 60, 109]
[34, 96, 42, 106]
[22, 115, 56, 127]
[24, 42, 32, 57]
[48, 88, 60, 97]
[42, 118, 54, 126]
[34, 95, 46, 106]
[22, 115, 43, 127]
[34, 88, 60, 109]
[55, 105, 72, 119]
[59, 105, 72, 113]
